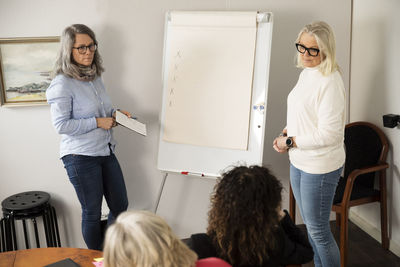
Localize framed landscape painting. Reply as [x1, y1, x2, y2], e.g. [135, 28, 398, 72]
[0, 37, 60, 106]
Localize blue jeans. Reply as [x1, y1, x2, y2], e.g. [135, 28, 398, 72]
[62, 153, 128, 250]
[290, 164, 342, 267]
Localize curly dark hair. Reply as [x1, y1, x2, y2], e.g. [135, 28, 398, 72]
[207, 165, 283, 266]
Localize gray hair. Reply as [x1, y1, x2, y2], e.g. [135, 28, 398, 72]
[295, 21, 340, 75]
[53, 24, 104, 78]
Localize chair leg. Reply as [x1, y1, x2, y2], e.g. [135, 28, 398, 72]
[22, 220, 30, 249]
[42, 209, 52, 247]
[380, 172, 389, 249]
[339, 209, 349, 267]
[336, 212, 341, 228]
[3, 216, 13, 251]
[289, 184, 296, 224]
[9, 214, 18, 251]
[0, 218, 5, 252]
[47, 207, 56, 247]
[50, 206, 61, 247]
[32, 218, 40, 248]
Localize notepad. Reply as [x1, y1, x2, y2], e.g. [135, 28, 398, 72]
[44, 258, 80, 267]
[115, 110, 147, 136]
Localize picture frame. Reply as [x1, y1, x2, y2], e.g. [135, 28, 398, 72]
[0, 36, 60, 106]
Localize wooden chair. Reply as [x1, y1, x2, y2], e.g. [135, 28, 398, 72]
[289, 121, 389, 267]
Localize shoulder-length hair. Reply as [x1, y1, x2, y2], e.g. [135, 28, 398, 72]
[295, 21, 339, 76]
[53, 24, 104, 78]
[207, 165, 283, 266]
[103, 210, 197, 267]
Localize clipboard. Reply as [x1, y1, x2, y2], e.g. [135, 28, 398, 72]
[115, 110, 147, 136]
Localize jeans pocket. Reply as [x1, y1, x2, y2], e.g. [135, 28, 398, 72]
[63, 158, 90, 208]
[65, 164, 79, 185]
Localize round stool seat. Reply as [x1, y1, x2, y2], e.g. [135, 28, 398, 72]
[2, 191, 50, 212]
[1, 191, 60, 251]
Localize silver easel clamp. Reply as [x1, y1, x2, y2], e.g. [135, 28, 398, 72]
[253, 102, 265, 114]
[257, 12, 272, 23]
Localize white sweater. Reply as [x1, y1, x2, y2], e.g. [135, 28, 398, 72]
[287, 67, 346, 174]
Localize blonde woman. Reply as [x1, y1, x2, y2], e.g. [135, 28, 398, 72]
[273, 21, 346, 267]
[103, 210, 231, 267]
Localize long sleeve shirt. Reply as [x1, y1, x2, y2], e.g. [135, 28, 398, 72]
[46, 74, 116, 158]
[287, 67, 346, 174]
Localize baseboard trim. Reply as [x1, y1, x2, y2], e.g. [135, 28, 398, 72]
[349, 210, 400, 257]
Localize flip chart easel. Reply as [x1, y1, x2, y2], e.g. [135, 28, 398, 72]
[155, 11, 273, 213]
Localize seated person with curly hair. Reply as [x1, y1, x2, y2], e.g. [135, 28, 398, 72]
[103, 210, 231, 267]
[186, 165, 314, 267]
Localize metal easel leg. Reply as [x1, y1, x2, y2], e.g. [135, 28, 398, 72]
[154, 173, 168, 214]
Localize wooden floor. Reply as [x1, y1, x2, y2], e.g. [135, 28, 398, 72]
[300, 220, 400, 267]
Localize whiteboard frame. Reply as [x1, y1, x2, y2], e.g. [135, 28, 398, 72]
[157, 11, 273, 177]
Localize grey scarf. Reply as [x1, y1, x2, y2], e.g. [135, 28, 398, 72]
[71, 64, 97, 82]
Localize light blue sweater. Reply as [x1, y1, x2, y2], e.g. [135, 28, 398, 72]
[47, 74, 116, 158]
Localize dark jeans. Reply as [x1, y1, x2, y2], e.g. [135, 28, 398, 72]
[62, 153, 128, 250]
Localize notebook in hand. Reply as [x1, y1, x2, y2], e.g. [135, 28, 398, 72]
[44, 258, 80, 267]
[115, 110, 147, 136]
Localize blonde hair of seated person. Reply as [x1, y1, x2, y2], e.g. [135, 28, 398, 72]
[103, 210, 198, 267]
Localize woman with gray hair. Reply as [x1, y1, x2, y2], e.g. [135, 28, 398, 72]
[273, 21, 346, 267]
[47, 24, 131, 250]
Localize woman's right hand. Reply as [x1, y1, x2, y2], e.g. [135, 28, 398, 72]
[273, 136, 288, 153]
[273, 128, 288, 153]
[96, 117, 115, 130]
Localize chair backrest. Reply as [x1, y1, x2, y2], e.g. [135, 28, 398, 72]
[344, 121, 389, 189]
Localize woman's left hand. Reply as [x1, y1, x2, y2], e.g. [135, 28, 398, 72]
[120, 110, 131, 118]
[112, 109, 132, 127]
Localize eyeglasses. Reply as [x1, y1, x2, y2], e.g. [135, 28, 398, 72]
[72, 44, 97, 54]
[295, 43, 320, 57]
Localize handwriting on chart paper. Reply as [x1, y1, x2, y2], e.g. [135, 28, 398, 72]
[168, 50, 182, 108]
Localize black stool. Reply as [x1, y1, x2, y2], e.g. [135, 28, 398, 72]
[1, 191, 61, 251]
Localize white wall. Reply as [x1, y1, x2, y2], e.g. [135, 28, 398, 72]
[0, 0, 351, 248]
[350, 0, 400, 255]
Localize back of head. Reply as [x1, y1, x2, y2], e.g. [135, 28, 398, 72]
[295, 21, 339, 75]
[103, 210, 197, 267]
[53, 23, 104, 77]
[207, 165, 283, 266]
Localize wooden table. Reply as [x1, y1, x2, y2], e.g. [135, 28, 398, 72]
[0, 247, 103, 267]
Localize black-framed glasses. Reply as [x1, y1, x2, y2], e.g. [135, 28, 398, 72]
[295, 43, 320, 57]
[72, 43, 97, 54]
